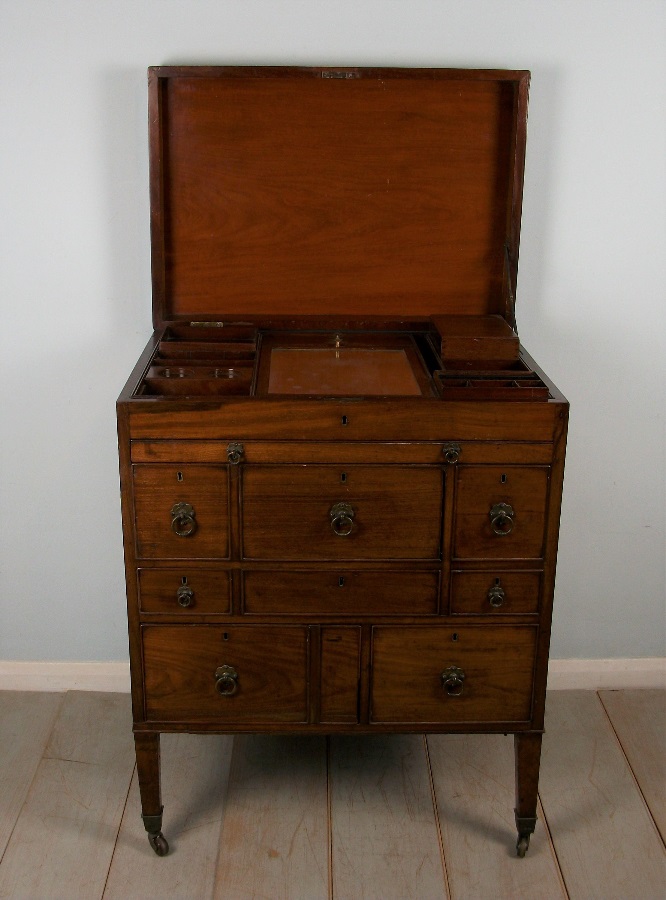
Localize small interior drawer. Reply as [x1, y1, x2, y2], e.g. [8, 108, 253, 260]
[450, 571, 541, 615]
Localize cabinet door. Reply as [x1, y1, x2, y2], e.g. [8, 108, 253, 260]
[241, 466, 443, 560]
[453, 466, 549, 560]
[133, 465, 229, 559]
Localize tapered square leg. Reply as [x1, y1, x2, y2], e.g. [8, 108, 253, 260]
[134, 732, 169, 856]
[514, 732, 542, 857]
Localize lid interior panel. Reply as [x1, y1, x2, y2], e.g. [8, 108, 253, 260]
[151, 68, 527, 324]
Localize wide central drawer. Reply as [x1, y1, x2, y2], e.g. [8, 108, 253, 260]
[243, 570, 439, 615]
[241, 465, 443, 560]
[142, 625, 309, 722]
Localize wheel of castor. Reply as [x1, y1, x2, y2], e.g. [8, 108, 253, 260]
[516, 834, 530, 858]
[148, 831, 169, 856]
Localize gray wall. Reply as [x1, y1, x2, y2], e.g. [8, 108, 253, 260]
[1, 0, 664, 662]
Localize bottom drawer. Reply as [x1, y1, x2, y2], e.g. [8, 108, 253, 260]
[142, 625, 309, 723]
[370, 626, 537, 724]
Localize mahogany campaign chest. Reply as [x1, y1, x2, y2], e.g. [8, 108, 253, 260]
[117, 66, 568, 858]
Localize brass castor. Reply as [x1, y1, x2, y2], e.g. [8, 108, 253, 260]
[516, 834, 530, 858]
[148, 831, 169, 856]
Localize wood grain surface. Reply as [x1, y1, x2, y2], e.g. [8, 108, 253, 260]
[540, 691, 666, 900]
[329, 735, 445, 899]
[0, 692, 63, 859]
[599, 688, 666, 843]
[104, 733, 233, 899]
[213, 735, 329, 899]
[0, 692, 134, 900]
[241, 465, 443, 560]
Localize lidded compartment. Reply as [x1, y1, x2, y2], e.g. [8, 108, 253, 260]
[136, 66, 540, 400]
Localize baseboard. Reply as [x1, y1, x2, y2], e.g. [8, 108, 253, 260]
[0, 661, 131, 693]
[0, 658, 663, 693]
[547, 658, 666, 690]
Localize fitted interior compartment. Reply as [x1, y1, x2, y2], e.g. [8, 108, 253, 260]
[144, 364, 254, 396]
[256, 330, 435, 397]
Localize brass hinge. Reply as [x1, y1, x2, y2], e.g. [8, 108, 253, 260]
[504, 244, 517, 333]
[322, 70, 359, 79]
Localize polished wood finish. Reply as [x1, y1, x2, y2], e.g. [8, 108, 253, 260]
[432, 314, 520, 363]
[138, 568, 231, 614]
[149, 67, 528, 326]
[241, 465, 443, 560]
[133, 465, 230, 559]
[142, 625, 310, 722]
[243, 569, 439, 616]
[450, 570, 541, 615]
[370, 625, 537, 724]
[319, 627, 361, 723]
[453, 465, 550, 560]
[118, 66, 568, 857]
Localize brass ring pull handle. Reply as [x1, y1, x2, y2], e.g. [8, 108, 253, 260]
[442, 443, 461, 464]
[171, 502, 197, 537]
[441, 665, 466, 697]
[490, 502, 515, 536]
[226, 442, 244, 465]
[176, 585, 194, 608]
[214, 665, 239, 696]
[330, 501, 355, 537]
[487, 584, 505, 608]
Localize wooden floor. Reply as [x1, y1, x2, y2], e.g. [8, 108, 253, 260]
[0, 690, 663, 899]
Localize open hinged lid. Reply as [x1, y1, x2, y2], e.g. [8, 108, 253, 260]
[149, 66, 529, 330]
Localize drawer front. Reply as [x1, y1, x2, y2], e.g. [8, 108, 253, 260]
[243, 570, 439, 616]
[450, 571, 541, 615]
[142, 625, 308, 722]
[138, 569, 231, 614]
[133, 465, 229, 559]
[370, 626, 537, 724]
[453, 466, 549, 560]
[241, 466, 443, 560]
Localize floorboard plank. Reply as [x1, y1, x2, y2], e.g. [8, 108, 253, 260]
[427, 733, 565, 899]
[598, 689, 666, 843]
[212, 735, 329, 900]
[329, 735, 446, 900]
[0, 692, 134, 900]
[104, 732, 233, 899]
[0, 691, 63, 860]
[540, 690, 666, 900]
